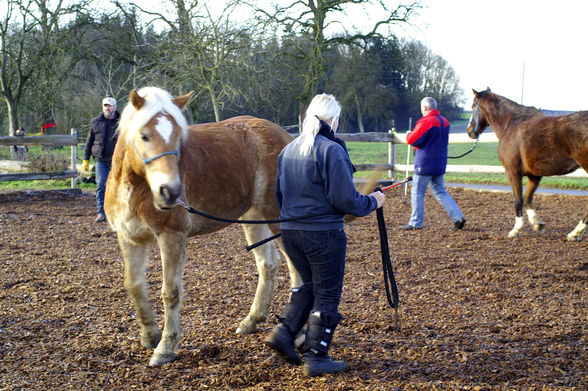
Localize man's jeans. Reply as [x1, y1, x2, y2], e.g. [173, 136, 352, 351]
[409, 174, 463, 228]
[95, 161, 111, 215]
[281, 229, 347, 316]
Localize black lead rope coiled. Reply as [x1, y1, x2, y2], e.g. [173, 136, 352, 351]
[375, 187, 400, 331]
[181, 192, 401, 329]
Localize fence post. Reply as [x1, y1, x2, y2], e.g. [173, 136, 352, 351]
[388, 124, 396, 180]
[70, 128, 78, 189]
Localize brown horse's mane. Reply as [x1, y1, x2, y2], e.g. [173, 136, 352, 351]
[480, 89, 542, 122]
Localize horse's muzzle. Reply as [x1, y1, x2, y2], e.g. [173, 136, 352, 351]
[158, 183, 182, 209]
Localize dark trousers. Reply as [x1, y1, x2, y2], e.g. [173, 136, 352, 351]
[281, 229, 347, 318]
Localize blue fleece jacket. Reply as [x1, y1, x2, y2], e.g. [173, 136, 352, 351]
[275, 134, 377, 230]
[406, 110, 450, 176]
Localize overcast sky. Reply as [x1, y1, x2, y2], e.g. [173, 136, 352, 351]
[406, 0, 588, 111]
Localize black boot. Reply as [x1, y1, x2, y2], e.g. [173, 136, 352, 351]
[302, 311, 348, 377]
[265, 287, 313, 365]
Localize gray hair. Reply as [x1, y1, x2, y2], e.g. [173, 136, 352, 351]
[421, 97, 437, 110]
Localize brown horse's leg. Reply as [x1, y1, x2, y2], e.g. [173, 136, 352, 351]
[119, 237, 162, 350]
[523, 175, 545, 234]
[238, 220, 280, 334]
[505, 171, 525, 238]
[149, 231, 187, 366]
[567, 205, 588, 241]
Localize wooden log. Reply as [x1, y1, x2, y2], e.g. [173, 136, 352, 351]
[0, 135, 78, 146]
[0, 170, 78, 181]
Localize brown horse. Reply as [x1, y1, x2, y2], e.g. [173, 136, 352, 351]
[104, 87, 299, 366]
[467, 88, 588, 241]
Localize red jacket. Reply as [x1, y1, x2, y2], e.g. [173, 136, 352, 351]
[406, 110, 450, 176]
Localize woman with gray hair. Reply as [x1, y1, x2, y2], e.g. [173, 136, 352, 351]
[266, 93, 385, 377]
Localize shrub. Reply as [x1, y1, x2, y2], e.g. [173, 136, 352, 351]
[28, 153, 69, 172]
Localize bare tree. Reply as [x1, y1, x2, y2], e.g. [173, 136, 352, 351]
[0, 0, 88, 143]
[119, 0, 257, 122]
[253, 0, 421, 118]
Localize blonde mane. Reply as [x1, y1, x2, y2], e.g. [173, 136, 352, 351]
[118, 86, 188, 144]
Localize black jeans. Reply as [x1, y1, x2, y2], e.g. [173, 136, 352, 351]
[281, 229, 347, 316]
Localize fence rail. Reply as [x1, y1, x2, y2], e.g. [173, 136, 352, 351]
[0, 129, 79, 187]
[0, 128, 586, 188]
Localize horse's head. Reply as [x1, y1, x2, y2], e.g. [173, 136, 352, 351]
[466, 88, 491, 139]
[119, 87, 194, 210]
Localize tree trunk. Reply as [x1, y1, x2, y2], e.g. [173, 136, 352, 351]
[209, 87, 221, 122]
[354, 94, 365, 133]
[6, 99, 19, 159]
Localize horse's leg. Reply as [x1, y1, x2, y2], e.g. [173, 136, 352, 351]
[274, 234, 302, 289]
[274, 233, 306, 348]
[237, 222, 280, 334]
[119, 237, 162, 349]
[567, 205, 588, 242]
[505, 172, 525, 238]
[567, 160, 588, 241]
[523, 175, 545, 234]
[149, 231, 187, 366]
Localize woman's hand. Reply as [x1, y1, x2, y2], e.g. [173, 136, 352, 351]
[369, 191, 385, 209]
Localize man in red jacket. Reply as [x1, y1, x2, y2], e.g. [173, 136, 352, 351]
[400, 97, 466, 230]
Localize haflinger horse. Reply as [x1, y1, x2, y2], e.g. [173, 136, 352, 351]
[467, 88, 588, 241]
[104, 86, 299, 366]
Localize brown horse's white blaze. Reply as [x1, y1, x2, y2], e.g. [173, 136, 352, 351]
[467, 88, 588, 241]
[105, 87, 299, 366]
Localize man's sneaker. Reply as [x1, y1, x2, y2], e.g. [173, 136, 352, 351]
[453, 217, 466, 230]
[399, 224, 420, 230]
[95, 213, 106, 223]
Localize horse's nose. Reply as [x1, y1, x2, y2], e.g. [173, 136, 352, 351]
[159, 183, 181, 205]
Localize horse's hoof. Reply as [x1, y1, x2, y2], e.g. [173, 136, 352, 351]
[566, 234, 581, 242]
[141, 328, 162, 348]
[534, 223, 545, 233]
[236, 318, 258, 334]
[508, 231, 520, 238]
[149, 351, 177, 366]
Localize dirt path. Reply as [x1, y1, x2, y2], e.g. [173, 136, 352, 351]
[0, 188, 586, 390]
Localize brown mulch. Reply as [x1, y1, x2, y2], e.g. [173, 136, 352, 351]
[0, 187, 586, 390]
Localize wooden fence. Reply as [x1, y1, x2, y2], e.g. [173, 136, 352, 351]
[0, 128, 586, 189]
[0, 128, 79, 188]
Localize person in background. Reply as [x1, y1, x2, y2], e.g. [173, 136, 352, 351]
[82, 97, 120, 223]
[14, 126, 27, 160]
[266, 93, 385, 377]
[400, 96, 466, 231]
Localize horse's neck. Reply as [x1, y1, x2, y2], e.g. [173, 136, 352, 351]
[484, 95, 540, 138]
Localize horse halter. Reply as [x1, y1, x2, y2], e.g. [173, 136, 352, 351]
[448, 99, 481, 159]
[132, 140, 180, 165]
[470, 99, 482, 137]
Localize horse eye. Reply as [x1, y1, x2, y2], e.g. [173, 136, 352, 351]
[141, 133, 149, 142]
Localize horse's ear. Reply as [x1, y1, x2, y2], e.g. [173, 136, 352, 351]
[486, 87, 491, 92]
[130, 90, 145, 110]
[173, 91, 195, 110]
[472, 89, 479, 97]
